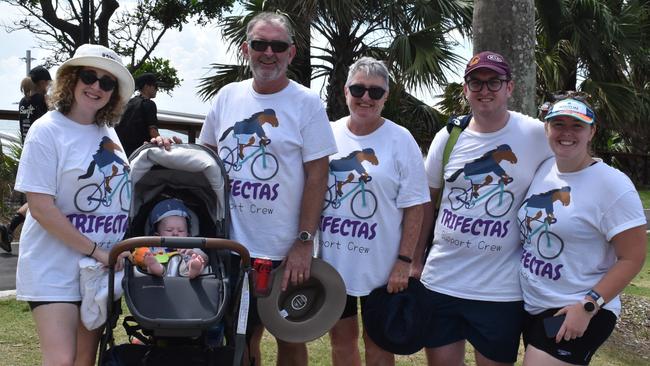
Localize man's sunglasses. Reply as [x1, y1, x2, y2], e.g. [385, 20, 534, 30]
[249, 40, 291, 53]
[348, 84, 386, 100]
[79, 69, 117, 92]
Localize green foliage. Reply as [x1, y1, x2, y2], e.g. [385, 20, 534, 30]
[200, 0, 474, 146]
[132, 57, 183, 94]
[0, 142, 22, 218]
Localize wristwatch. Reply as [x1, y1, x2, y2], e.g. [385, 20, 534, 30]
[583, 289, 605, 313]
[297, 231, 313, 242]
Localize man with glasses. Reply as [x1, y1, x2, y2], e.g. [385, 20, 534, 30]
[414, 51, 552, 366]
[116, 73, 161, 158]
[199, 12, 337, 366]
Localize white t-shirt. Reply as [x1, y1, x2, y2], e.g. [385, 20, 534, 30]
[518, 158, 645, 317]
[320, 118, 430, 296]
[15, 110, 131, 301]
[421, 111, 552, 301]
[199, 79, 337, 259]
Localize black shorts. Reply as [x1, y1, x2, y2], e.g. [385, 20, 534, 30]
[523, 308, 616, 365]
[419, 288, 525, 363]
[28, 300, 81, 310]
[340, 295, 369, 319]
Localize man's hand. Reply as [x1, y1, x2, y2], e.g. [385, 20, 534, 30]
[281, 241, 313, 291]
[387, 260, 410, 293]
[150, 136, 182, 151]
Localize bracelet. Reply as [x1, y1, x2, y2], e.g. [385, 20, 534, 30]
[397, 254, 412, 263]
[87, 242, 98, 257]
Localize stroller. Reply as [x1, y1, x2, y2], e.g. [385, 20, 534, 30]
[98, 143, 252, 366]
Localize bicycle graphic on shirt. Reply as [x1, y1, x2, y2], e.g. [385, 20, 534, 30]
[323, 176, 377, 219]
[74, 168, 131, 213]
[219, 140, 279, 181]
[518, 216, 564, 260]
[447, 177, 514, 218]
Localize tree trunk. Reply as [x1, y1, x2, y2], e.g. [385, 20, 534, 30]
[472, 0, 536, 116]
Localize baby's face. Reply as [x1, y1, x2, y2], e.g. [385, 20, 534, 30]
[157, 216, 188, 237]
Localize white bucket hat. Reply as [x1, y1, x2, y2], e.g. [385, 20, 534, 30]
[58, 44, 135, 104]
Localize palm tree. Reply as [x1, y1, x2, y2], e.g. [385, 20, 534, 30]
[197, 0, 473, 145]
[535, 0, 650, 161]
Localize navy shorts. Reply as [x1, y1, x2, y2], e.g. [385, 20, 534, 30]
[340, 295, 369, 319]
[419, 288, 525, 363]
[523, 308, 616, 365]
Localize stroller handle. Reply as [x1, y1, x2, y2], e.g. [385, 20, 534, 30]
[109, 236, 251, 268]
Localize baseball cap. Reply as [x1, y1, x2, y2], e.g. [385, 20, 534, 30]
[58, 44, 135, 104]
[29, 66, 52, 83]
[464, 51, 511, 79]
[135, 73, 161, 90]
[257, 258, 347, 343]
[544, 98, 595, 125]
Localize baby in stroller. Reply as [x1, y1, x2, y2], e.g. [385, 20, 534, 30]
[132, 198, 207, 279]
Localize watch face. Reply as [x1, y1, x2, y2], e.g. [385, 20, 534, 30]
[299, 231, 311, 241]
[583, 301, 596, 312]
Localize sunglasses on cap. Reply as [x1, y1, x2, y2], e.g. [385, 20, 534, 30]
[348, 84, 387, 100]
[249, 40, 291, 53]
[79, 69, 117, 92]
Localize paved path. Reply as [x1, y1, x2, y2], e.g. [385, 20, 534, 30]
[0, 242, 18, 293]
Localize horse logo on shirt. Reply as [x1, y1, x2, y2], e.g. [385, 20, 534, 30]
[329, 148, 378, 196]
[219, 109, 279, 158]
[78, 136, 129, 193]
[447, 144, 517, 197]
[518, 186, 570, 260]
[323, 148, 379, 219]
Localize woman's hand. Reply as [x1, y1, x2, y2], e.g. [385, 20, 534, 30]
[150, 135, 182, 151]
[114, 251, 131, 271]
[554, 302, 595, 343]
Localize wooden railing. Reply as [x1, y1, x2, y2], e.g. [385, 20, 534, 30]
[0, 109, 205, 143]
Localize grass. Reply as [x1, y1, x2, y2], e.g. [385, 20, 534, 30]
[638, 189, 650, 209]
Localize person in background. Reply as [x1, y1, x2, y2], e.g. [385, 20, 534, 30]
[519, 97, 646, 365]
[116, 72, 161, 158]
[0, 66, 53, 253]
[321, 56, 430, 366]
[198, 12, 337, 366]
[414, 51, 553, 366]
[14, 44, 134, 366]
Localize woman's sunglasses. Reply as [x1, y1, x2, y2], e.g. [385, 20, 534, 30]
[348, 84, 386, 100]
[249, 40, 291, 53]
[79, 69, 117, 92]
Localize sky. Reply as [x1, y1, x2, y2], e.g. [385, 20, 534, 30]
[0, 3, 472, 117]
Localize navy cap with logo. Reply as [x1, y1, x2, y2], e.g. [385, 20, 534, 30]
[464, 51, 511, 79]
[29, 66, 52, 83]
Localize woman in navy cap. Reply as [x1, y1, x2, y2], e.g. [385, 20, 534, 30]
[518, 97, 646, 365]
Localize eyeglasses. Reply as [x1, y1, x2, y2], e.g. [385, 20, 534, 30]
[466, 78, 510, 92]
[348, 84, 387, 100]
[249, 40, 291, 53]
[78, 69, 117, 92]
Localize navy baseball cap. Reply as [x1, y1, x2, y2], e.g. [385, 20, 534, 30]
[29, 66, 52, 83]
[464, 51, 511, 79]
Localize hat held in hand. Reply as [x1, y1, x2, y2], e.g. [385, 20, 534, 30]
[362, 277, 429, 355]
[257, 258, 346, 343]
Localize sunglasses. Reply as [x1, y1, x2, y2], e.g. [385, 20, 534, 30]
[466, 78, 510, 92]
[78, 69, 117, 92]
[249, 40, 291, 53]
[348, 84, 387, 100]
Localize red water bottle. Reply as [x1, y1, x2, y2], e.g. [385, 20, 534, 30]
[253, 258, 273, 296]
